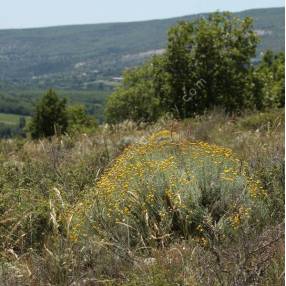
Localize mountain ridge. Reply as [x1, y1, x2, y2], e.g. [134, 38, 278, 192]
[0, 7, 284, 90]
[0, 6, 283, 31]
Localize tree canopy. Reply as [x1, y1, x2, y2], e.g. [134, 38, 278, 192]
[105, 12, 284, 124]
[29, 89, 68, 139]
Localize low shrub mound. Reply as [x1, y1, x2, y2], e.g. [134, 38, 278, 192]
[72, 130, 267, 247]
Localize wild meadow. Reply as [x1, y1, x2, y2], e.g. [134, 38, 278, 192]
[0, 109, 284, 285]
[0, 9, 284, 285]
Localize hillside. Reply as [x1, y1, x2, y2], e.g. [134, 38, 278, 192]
[0, 7, 284, 90]
[0, 5, 284, 283]
[0, 109, 284, 285]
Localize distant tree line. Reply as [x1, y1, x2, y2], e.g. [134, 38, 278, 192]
[105, 12, 285, 123]
[0, 94, 32, 116]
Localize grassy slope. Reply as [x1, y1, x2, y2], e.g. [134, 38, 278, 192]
[0, 109, 284, 285]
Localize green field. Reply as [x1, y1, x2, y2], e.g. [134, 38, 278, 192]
[0, 113, 30, 126]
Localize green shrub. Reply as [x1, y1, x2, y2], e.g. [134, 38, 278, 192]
[105, 60, 163, 124]
[67, 104, 98, 134]
[29, 89, 68, 139]
[239, 109, 284, 131]
[73, 130, 267, 248]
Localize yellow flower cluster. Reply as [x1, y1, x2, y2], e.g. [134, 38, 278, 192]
[70, 129, 267, 241]
[229, 207, 251, 229]
[193, 236, 208, 247]
[247, 177, 267, 198]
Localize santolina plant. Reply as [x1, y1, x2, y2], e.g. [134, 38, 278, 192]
[70, 130, 267, 247]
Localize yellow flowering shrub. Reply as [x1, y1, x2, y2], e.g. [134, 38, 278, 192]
[71, 130, 267, 246]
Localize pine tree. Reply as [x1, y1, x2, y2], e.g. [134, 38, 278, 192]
[29, 89, 68, 139]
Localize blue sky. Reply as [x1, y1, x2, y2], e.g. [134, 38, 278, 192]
[0, 0, 284, 29]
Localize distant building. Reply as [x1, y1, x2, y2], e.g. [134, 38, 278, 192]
[112, 77, 123, 82]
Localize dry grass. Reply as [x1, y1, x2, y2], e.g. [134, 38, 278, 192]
[0, 109, 284, 285]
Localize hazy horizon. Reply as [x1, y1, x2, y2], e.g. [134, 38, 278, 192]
[0, 0, 284, 30]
